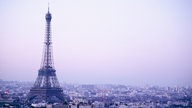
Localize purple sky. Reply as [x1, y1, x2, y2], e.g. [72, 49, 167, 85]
[0, 0, 192, 86]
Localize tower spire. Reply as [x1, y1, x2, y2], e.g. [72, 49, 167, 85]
[48, 3, 50, 13]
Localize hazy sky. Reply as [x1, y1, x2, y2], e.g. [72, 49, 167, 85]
[0, 0, 192, 86]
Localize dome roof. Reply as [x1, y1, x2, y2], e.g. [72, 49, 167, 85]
[46, 10, 52, 21]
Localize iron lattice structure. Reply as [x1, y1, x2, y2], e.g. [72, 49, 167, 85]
[27, 8, 64, 103]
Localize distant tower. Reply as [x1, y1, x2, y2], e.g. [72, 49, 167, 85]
[27, 7, 64, 103]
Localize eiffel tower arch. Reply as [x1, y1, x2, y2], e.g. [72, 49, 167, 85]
[27, 7, 65, 103]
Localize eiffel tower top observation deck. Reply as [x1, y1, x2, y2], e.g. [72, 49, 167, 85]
[27, 7, 64, 103]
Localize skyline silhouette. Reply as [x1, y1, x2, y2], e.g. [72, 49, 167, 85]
[0, 0, 192, 86]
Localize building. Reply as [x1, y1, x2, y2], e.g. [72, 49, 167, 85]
[27, 6, 65, 104]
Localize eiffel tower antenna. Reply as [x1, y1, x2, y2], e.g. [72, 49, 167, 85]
[48, 2, 50, 12]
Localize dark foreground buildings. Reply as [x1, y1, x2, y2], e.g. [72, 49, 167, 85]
[26, 8, 65, 103]
[0, 81, 192, 108]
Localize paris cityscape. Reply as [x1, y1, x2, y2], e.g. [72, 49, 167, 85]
[0, 80, 192, 107]
[1, 0, 192, 108]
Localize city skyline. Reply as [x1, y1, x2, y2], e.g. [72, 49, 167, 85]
[0, 0, 192, 86]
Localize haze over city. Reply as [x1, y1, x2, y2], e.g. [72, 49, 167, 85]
[0, 0, 192, 86]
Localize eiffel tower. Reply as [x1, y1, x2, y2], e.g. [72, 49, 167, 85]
[27, 7, 64, 103]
